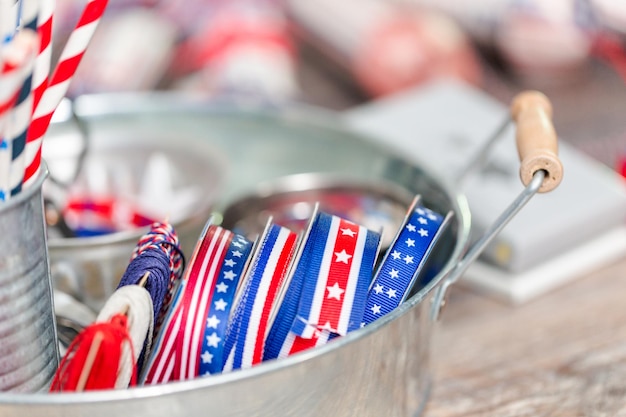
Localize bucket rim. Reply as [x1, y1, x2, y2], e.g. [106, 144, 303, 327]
[0, 92, 472, 405]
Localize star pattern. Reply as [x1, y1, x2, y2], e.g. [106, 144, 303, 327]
[363, 205, 444, 327]
[201, 351, 213, 364]
[341, 227, 357, 237]
[206, 315, 220, 329]
[326, 282, 345, 300]
[334, 249, 352, 264]
[206, 332, 221, 348]
[214, 299, 227, 311]
[200, 233, 251, 376]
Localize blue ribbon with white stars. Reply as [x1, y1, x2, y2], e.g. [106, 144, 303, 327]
[199, 233, 252, 376]
[362, 204, 446, 326]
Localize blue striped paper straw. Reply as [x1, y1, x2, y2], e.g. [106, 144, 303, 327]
[7, 0, 38, 197]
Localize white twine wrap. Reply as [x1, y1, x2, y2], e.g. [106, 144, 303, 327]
[96, 285, 153, 389]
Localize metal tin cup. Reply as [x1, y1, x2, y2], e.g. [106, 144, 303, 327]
[0, 167, 59, 392]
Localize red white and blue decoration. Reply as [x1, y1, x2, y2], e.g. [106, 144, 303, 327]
[223, 223, 298, 371]
[362, 202, 447, 326]
[93, 196, 451, 388]
[142, 221, 252, 383]
[264, 212, 380, 360]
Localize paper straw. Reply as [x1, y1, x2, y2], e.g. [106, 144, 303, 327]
[24, 0, 108, 188]
[7, 0, 39, 197]
[32, 0, 54, 112]
[0, 30, 38, 200]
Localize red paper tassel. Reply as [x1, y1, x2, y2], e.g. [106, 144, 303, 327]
[50, 314, 136, 392]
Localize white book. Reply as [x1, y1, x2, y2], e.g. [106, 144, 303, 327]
[345, 80, 626, 302]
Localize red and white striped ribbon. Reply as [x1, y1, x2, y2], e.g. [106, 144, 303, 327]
[176, 226, 232, 381]
[142, 301, 184, 384]
[24, 0, 108, 187]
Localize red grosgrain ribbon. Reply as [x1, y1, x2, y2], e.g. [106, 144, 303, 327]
[264, 212, 380, 360]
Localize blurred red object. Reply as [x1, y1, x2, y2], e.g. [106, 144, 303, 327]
[354, 11, 482, 97]
[618, 156, 626, 179]
[169, 1, 298, 98]
[286, 0, 481, 98]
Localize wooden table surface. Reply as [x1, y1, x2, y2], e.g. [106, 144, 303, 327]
[426, 257, 626, 417]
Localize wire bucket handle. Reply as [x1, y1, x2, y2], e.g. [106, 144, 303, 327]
[432, 91, 564, 320]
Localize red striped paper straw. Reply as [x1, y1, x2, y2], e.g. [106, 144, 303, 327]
[32, 0, 54, 113]
[24, 0, 108, 187]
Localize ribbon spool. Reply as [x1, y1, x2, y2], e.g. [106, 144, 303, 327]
[142, 200, 447, 383]
[117, 221, 185, 334]
[264, 212, 381, 360]
[222, 222, 298, 371]
[362, 199, 450, 326]
[142, 221, 253, 383]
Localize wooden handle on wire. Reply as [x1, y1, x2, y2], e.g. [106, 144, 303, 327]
[511, 91, 563, 193]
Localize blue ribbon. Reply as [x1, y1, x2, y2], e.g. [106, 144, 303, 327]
[264, 212, 380, 359]
[263, 214, 328, 360]
[362, 205, 445, 326]
[199, 233, 252, 376]
[223, 224, 297, 370]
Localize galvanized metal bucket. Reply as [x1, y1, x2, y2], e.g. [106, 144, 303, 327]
[0, 92, 558, 416]
[0, 168, 59, 393]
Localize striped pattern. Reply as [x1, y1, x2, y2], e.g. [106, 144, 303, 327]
[199, 234, 251, 376]
[263, 213, 381, 360]
[291, 214, 379, 338]
[223, 224, 298, 371]
[277, 328, 330, 358]
[141, 283, 185, 384]
[6, 0, 39, 196]
[24, 0, 108, 187]
[176, 226, 232, 380]
[32, 0, 54, 112]
[142, 224, 253, 382]
[132, 221, 184, 331]
[0, 29, 38, 200]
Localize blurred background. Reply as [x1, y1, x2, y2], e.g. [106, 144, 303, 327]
[54, 0, 626, 176]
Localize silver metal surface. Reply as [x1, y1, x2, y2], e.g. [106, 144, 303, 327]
[455, 116, 511, 185]
[44, 104, 226, 311]
[0, 92, 476, 416]
[432, 170, 547, 321]
[0, 168, 59, 392]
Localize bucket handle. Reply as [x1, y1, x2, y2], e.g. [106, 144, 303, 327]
[431, 91, 564, 321]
